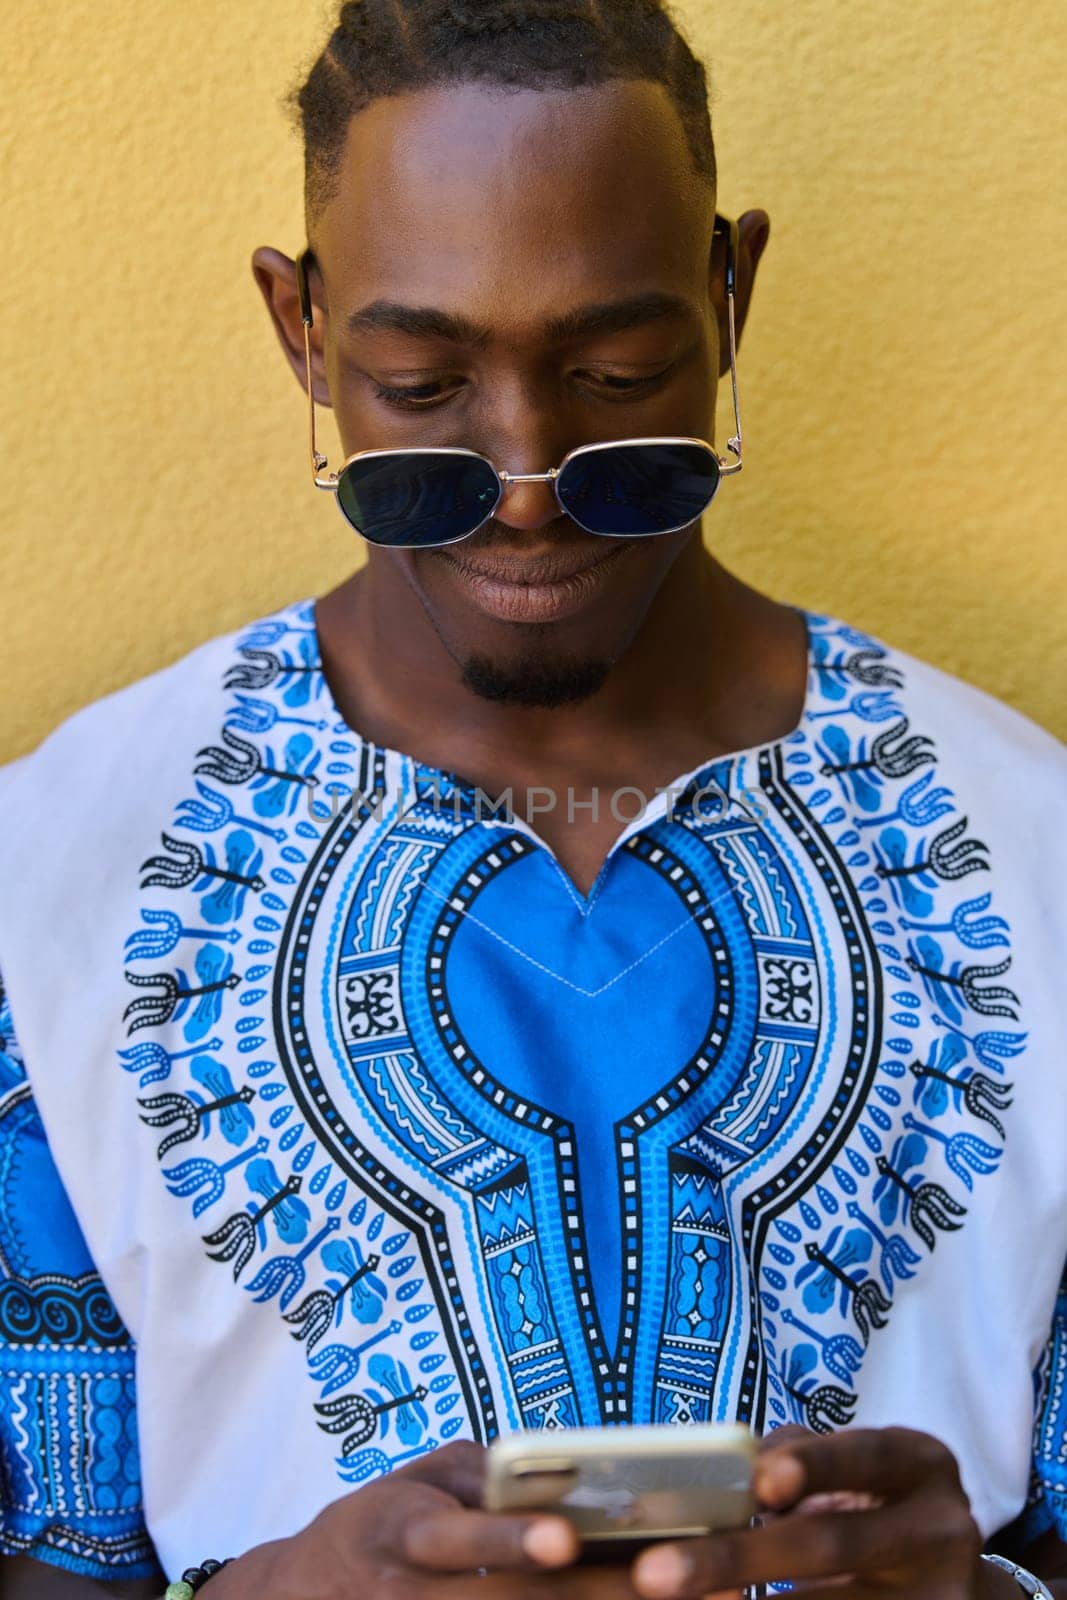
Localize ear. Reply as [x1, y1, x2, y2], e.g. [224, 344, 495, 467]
[251, 246, 334, 407]
[711, 209, 771, 378]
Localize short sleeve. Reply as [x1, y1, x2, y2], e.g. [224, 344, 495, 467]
[0, 970, 158, 1580]
[1022, 1263, 1067, 1545]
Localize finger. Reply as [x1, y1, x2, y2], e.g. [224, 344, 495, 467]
[402, 1504, 580, 1572]
[437, 1564, 647, 1598]
[631, 1489, 977, 1599]
[398, 1439, 488, 1506]
[754, 1426, 963, 1511]
[758, 1423, 812, 1454]
[794, 1491, 882, 1515]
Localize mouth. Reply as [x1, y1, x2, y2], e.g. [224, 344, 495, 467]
[433, 538, 634, 623]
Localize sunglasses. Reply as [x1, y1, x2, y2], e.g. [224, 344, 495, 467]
[295, 214, 743, 550]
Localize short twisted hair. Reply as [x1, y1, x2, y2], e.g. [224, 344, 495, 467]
[288, 0, 716, 227]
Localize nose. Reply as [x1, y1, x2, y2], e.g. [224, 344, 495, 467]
[476, 387, 571, 532]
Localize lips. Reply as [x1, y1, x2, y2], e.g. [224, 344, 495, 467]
[442, 542, 623, 586]
[434, 538, 633, 623]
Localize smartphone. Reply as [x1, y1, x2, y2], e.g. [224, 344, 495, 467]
[484, 1422, 757, 1558]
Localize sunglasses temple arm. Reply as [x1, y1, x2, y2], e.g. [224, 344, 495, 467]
[721, 288, 743, 474]
[296, 250, 339, 491]
[718, 216, 743, 476]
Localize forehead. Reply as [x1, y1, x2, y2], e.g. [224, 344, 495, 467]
[313, 80, 716, 332]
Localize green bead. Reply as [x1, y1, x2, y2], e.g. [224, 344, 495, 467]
[165, 1582, 195, 1600]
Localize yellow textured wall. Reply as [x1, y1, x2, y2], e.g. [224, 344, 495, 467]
[2, 0, 1064, 762]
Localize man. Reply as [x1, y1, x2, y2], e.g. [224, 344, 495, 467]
[1, 2, 1064, 1597]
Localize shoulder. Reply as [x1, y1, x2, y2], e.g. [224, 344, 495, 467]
[893, 643, 1063, 774]
[804, 611, 1067, 931]
[0, 596, 316, 856]
[1, 620, 236, 810]
[806, 609, 1066, 789]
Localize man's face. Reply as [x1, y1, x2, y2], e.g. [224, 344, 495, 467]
[310, 80, 724, 706]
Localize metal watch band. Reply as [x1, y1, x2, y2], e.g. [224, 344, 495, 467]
[982, 1552, 1055, 1599]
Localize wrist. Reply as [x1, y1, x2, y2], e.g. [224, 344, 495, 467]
[197, 1540, 293, 1600]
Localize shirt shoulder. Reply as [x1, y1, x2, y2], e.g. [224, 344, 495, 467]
[891, 639, 1063, 767]
[808, 611, 1066, 805]
[0, 596, 317, 870]
[804, 613, 1067, 945]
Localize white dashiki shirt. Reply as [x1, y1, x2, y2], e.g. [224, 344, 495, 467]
[0, 596, 1064, 1583]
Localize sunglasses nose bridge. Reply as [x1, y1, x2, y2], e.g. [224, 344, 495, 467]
[489, 466, 566, 533]
[498, 469, 560, 486]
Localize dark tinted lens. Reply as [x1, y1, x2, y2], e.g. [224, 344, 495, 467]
[337, 452, 501, 547]
[555, 442, 721, 536]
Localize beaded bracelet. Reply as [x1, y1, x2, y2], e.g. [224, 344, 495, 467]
[164, 1557, 234, 1600]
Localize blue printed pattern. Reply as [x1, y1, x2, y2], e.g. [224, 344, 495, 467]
[111, 600, 1040, 1463]
[0, 976, 155, 1578]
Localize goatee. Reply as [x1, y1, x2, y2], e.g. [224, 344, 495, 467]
[460, 651, 611, 708]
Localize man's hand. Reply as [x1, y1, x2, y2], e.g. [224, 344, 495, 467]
[629, 1425, 1015, 1599]
[211, 1440, 642, 1599]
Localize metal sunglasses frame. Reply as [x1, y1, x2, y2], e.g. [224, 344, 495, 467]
[294, 212, 742, 548]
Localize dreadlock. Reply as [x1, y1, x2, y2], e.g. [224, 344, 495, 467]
[288, 0, 716, 226]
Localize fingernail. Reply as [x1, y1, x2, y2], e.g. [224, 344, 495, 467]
[754, 1452, 805, 1505]
[633, 1544, 692, 1598]
[521, 1518, 573, 1567]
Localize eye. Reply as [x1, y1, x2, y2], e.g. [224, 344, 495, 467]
[371, 379, 462, 411]
[573, 366, 674, 397]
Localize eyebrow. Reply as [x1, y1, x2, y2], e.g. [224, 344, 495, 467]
[344, 291, 695, 348]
